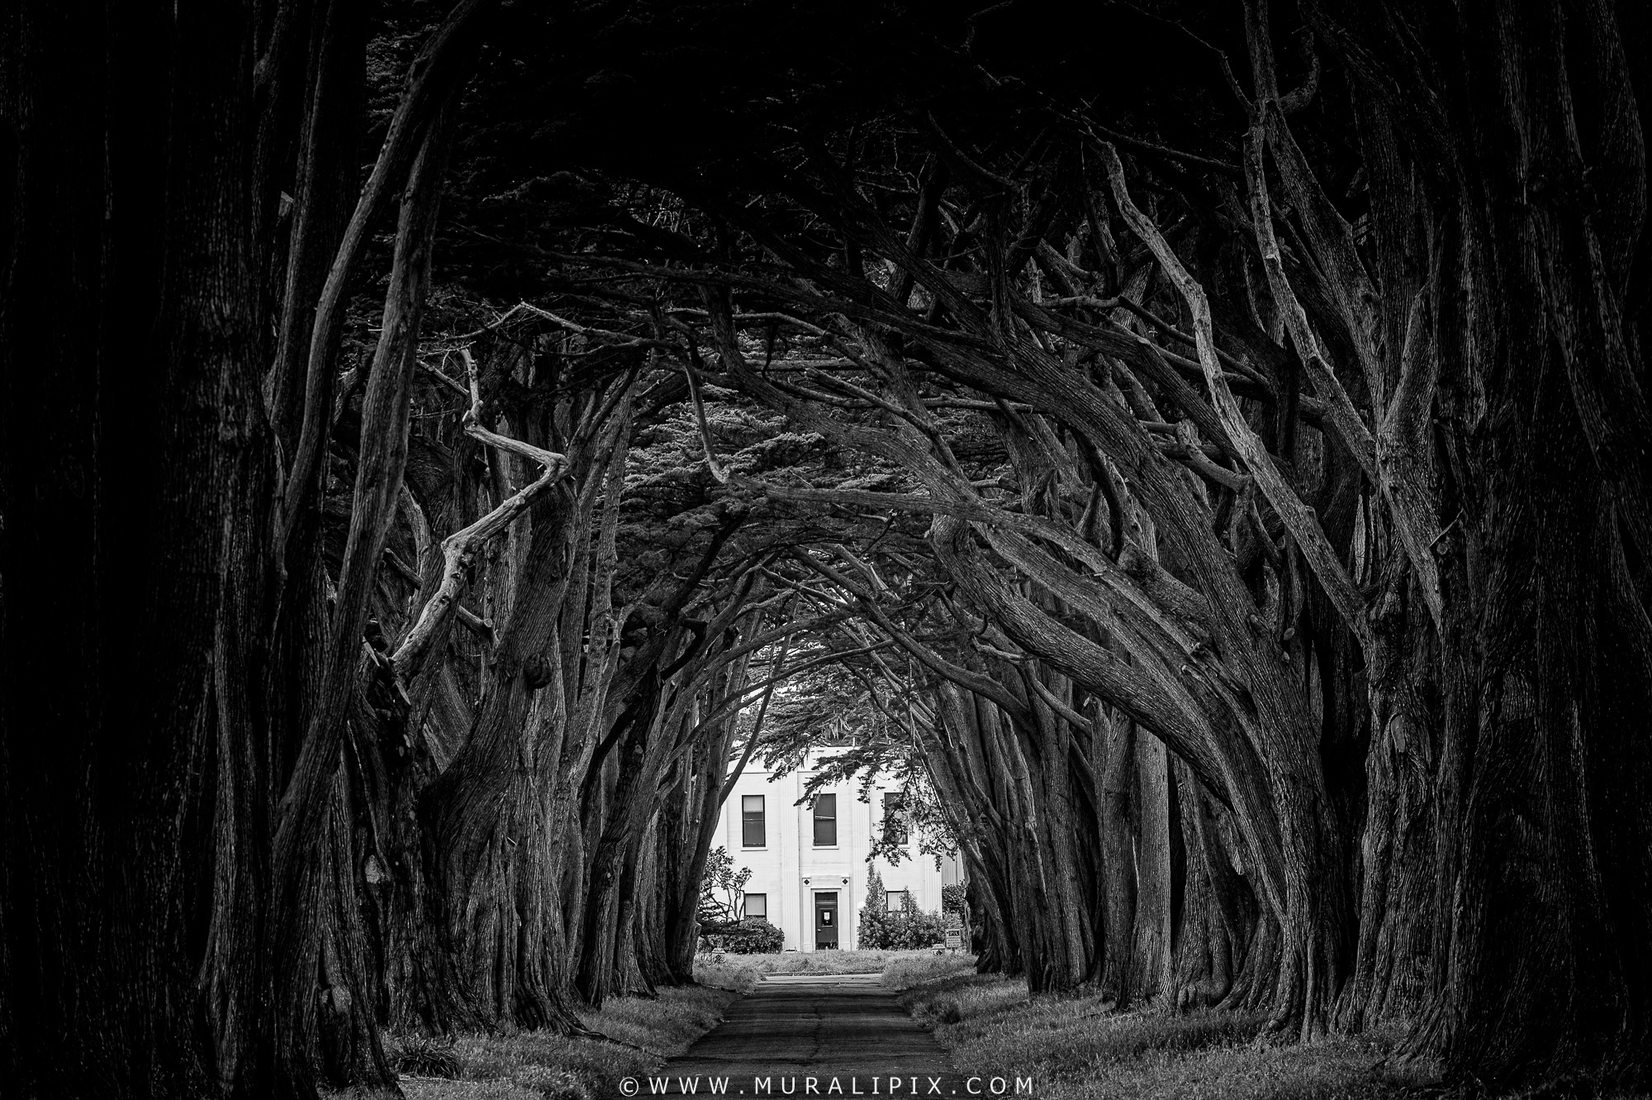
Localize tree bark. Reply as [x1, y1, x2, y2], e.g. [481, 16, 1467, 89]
[2, 3, 258, 1095]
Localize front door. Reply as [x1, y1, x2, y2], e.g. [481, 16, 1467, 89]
[814, 891, 839, 950]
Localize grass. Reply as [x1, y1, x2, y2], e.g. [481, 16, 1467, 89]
[375, 951, 969, 1099]
[881, 950, 982, 990]
[691, 946, 976, 987]
[383, 983, 737, 1100]
[382, 949, 972, 1098]
[897, 973, 1432, 1100]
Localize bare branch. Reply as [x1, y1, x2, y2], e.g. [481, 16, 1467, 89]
[391, 349, 574, 676]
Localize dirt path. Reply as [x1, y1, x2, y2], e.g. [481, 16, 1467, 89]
[629, 974, 976, 1098]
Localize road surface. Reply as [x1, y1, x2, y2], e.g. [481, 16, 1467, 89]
[623, 974, 1001, 1099]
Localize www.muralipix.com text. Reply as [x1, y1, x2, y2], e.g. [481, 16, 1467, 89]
[623, 1075, 1035, 1096]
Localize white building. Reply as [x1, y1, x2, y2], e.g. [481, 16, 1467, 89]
[717, 746, 961, 951]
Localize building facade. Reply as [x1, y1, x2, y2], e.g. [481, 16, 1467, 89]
[717, 747, 961, 951]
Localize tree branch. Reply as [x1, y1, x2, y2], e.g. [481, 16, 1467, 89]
[1105, 142, 1376, 658]
[391, 349, 573, 676]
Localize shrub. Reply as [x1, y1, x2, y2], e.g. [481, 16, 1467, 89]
[886, 892, 948, 949]
[892, 906, 948, 949]
[859, 869, 948, 949]
[731, 917, 784, 953]
[703, 917, 783, 954]
[858, 868, 898, 949]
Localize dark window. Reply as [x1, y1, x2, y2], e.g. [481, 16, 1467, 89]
[882, 793, 909, 845]
[886, 889, 910, 913]
[744, 893, 767, 919]
[742, 795, 765, 847]
[813, 793, 837, 846]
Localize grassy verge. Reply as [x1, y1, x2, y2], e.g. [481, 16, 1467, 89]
[384, 982, 737, 1100]
[896, 972, 1429, 1100]
[693, 947, 974, 985]
[881, 951, 982, 990]
[380, 949, 970, 1098]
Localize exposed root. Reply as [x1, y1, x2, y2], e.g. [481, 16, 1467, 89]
[568, 1024, 653, 1056]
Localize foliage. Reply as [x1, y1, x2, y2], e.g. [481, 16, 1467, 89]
[697, 845, 752, 925]
[858, 868, 947, 950]
[697, 948, 976, 989]
[890, 891, 950, 950]
[701, 917, 784, 954]
[858, 867, 893, 948]
[756, 658, 959, 870]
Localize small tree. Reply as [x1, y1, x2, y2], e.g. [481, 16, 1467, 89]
[698, 846, 752, 927]
[858, 867, 895, 949]
[892, 891, 948, 949]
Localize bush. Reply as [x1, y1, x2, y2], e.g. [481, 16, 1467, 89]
[859, 869, 948, 950]
[703, 917, 783, 954]
[858, 868, 896, 948]
[728, 917, 784, 953]
[893, 906, 948, 949]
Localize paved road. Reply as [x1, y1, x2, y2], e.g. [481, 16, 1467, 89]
[625, 974, 978, 1099]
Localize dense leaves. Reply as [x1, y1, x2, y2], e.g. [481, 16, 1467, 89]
[859, 870, 949, 951]
[703, 919, 786, 956]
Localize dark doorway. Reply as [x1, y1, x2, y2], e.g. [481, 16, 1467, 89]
[814, 891, 839, 949]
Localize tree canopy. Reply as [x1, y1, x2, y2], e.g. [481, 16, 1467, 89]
[3, 1, 1650, 1097]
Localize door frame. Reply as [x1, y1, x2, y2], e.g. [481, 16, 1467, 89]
[811, 888, 841, 950]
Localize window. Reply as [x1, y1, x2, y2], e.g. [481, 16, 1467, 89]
[886, 889, 910, 913]
[882, 793, 909, 845]
[813, 793, 837, 846]
[744, 893, 767, 920]
[742, 795, 765, 847]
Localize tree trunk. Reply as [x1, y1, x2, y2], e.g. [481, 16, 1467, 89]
[1123, 728, 1174, 1006]
[576, 685, 666, 1006]
[1171, 762, 1256, 1011]
[1095, 711, 1137, 1000]
[1, 3, 259, 1095]
[1339, 563, 1439, 1031]
[1304, 0, 1652, 1085]
[422, 489, 585, 1032]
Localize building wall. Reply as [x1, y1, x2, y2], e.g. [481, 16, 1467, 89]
[718, 748, 958, 951]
